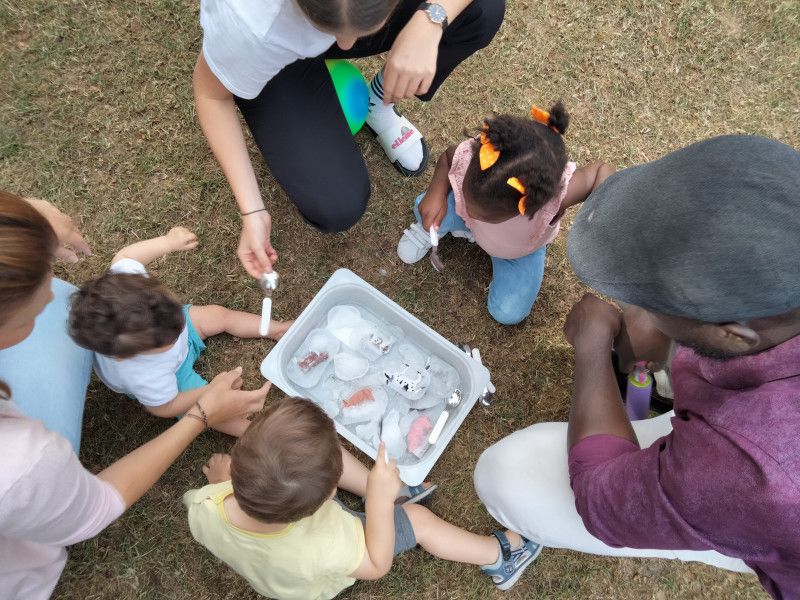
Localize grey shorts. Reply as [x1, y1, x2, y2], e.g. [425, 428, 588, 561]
[336, 498, 417, 555]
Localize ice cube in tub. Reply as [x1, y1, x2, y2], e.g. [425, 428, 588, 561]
[327, 305, 363, 330]
[354, 323, 403, 359]
[407, 415, 434, 459]
[350, 370, 387, 390]
[318, 396, 341, 419]
[427, 354, 459, 398]
[287, 329, 339, 389]
[340, 386, 388, 425]
[328, 305, 404, 360]
[326, 305, 363, 349]
[399, 407, 440, 435]
[380, 409, 406, 460]
[384, 361, 431, 400]
[409, 391, 445, 410]
[333, 352, 369, 381]
[398, 343, 427, 369]
[355, 421, 381, 449]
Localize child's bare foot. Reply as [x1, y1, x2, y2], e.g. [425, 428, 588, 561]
[267, 319, 294, 342]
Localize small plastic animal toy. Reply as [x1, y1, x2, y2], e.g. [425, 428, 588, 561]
[298, 351, 329, 372]
[384, 362, 431, 400]
[342, 387, 374, 409]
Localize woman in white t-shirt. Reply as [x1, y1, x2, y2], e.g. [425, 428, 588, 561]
[0, 191, 268, 600]
[194, 0, 505, 279]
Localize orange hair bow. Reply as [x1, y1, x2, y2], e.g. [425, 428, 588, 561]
[479, 126, 500, 171]
[507, 176, 527, 215]
[531, 105, 560, 134]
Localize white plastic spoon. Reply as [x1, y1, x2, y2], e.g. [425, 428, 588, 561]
[428, 389, 462, 445]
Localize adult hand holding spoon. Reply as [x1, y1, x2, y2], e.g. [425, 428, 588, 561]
[259, 271, 279, 337]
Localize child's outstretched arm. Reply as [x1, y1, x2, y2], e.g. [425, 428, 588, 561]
[559, 161, 616, 216]
[112, 226, 198, 267]
[350, 443, 403, 580]
[145, 388, 205, 419]
[418, 145, 457, 230]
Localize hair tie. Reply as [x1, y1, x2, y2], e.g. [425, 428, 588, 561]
[479, 125, 500, 171]
[507, 177, 527, 215]
[530, 105, 560, 135]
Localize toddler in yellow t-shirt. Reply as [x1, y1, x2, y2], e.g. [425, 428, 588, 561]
[184, 397, 539, 599]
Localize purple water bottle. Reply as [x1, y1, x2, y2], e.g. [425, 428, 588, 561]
[625, 362, 652, 421]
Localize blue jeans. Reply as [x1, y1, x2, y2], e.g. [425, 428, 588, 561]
[0, 278, 92, 452]
[413, 191, 547, 325]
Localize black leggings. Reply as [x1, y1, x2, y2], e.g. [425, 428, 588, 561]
[234, 0, 505, 233]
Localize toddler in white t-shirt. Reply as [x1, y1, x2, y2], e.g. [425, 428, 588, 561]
[69, 226, 290, 436]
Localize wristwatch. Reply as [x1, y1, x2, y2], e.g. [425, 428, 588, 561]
[418, 2, 448, 31]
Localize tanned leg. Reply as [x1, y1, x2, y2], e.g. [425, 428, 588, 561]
[188, 304, 292, 341]
[402, 503, 523, 565]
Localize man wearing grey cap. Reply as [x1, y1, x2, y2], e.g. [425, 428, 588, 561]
[473, 135, 800, 600]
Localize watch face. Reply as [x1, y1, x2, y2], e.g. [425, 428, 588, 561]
[427, 3, 446, 23]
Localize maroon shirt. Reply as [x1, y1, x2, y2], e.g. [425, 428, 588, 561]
[569, 336, 800, 600]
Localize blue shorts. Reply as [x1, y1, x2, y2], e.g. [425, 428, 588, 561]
[176, 305, 208, 392]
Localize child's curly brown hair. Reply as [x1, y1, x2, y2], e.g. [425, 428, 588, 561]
[69, 272, 184, 358]
[464, 101, 570, 220]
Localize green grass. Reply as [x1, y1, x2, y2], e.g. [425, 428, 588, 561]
[2, 0, 797, 597]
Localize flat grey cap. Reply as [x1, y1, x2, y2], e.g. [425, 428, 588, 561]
[567, 135, 800, 322]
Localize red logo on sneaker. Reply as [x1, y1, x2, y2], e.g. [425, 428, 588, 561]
[391, 126, 414, 149]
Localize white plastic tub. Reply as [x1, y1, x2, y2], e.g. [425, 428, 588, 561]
[261, 269, 490, 485]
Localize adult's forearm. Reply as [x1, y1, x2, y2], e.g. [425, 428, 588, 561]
[196, 96, 263, 213]
[194, 79, 263, 214]
[438, 0, 472, 21]
[567, 340, 637, 448]
[98, 416, 204, 507]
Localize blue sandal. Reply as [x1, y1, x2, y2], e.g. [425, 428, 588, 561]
[480, 531, 541, 591]
[363, 483, 438, 506]
[401, 483, 438, 505]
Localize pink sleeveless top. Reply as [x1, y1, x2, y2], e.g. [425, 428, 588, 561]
[449, 138, 576, 260]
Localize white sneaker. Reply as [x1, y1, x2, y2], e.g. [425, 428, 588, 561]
[397, 223, 432, 264]
[397, 223, 476, 264]
[653, 368, 674, 400]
